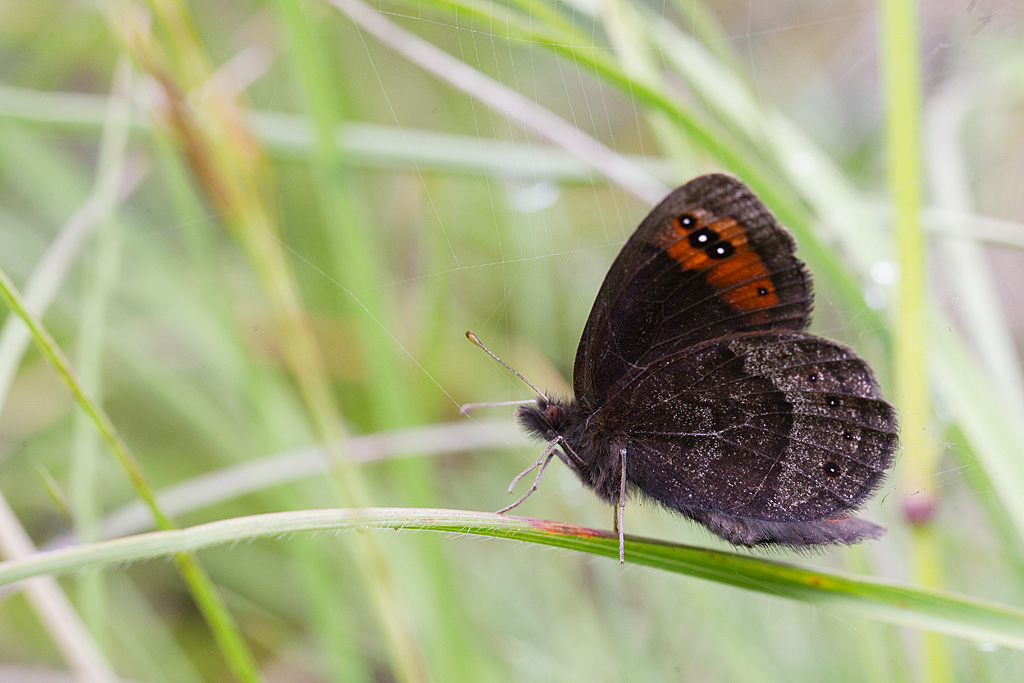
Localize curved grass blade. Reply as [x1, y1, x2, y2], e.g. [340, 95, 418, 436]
[5, 507, 1024, 651]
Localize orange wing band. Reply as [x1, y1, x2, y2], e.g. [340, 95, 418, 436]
[660, 215, 778, 313]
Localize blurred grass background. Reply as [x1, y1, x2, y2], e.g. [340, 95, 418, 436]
[2, 0, 1024, 681]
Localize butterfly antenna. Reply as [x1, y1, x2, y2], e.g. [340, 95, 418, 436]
[465, 331, 550, 403]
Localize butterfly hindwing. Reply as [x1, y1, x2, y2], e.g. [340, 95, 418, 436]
[596, 331, 898, 544]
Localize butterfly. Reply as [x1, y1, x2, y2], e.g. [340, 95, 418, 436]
[472, 173, 898, 563]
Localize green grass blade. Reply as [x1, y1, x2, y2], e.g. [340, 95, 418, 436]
[878, 0, 946, 676]
[0, 262, 259, 682]
[4, 508, 1024, 651]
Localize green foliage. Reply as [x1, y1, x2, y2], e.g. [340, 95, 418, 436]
[2, 0, 1024, 681]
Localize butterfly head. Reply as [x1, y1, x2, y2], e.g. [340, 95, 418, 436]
[516, 397, 565, 440]
[515, 396, 573, 442]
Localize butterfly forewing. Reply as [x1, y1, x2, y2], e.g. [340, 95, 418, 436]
[573, 174, 813, 409]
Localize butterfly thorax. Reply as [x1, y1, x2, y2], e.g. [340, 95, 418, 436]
[516, 397, 621, 504]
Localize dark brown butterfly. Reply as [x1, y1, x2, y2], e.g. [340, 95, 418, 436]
[472, 174, 898, 562]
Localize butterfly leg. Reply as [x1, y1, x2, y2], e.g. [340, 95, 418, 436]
[617, 447, 627, 564]
[504, 437, 559, 493]
[497, 438, 559, 514]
